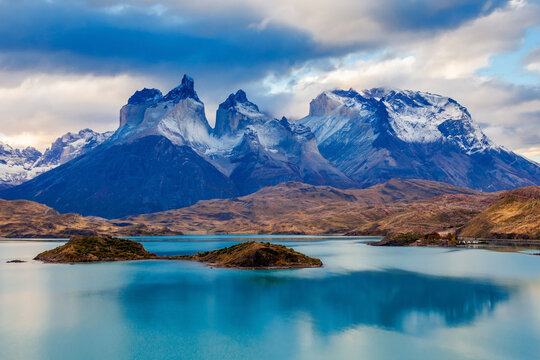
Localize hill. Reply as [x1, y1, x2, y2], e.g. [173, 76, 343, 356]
[181, 241, 322, 269]
[458, 187, 540, 239]
[123, 179, 489, 235]
[35, 236, 160, 263]
[5, 179, 536, 239]
[0, 199, 172, 238]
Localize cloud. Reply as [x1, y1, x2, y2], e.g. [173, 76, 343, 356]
[0, 0, 352, 80]
[258, 1, 540, 159]
[0, 71, 155, 149]
[0, 0, 538, 162]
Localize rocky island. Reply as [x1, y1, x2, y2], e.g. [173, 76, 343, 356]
[34, 236, 323, 269]
[179, 241, 323, 269]
[34, 235, 160, 263]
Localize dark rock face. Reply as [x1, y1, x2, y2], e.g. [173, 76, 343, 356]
[127, 88, 163, 105]
[162, 74, 199, 103]
[298, 88, 540, 191]
[1, 136, 236, 218]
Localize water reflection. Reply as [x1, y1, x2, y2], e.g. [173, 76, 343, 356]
[122, 269, 510, 335]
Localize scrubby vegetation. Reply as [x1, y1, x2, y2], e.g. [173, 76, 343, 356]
[180, 241, 323, 269]
[35, 235, 160, 263]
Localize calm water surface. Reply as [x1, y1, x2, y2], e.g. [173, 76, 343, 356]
[1, 235, 540, 360]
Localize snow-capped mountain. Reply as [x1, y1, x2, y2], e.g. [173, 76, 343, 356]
[297, 88, 540, 191]
[1, 76, 355, 217]
[113, 75, 215, 152]
[213, 90, 356, 194]
[214, 90, 266, 137]
[0, 142, 42, 188]
[3, 77, 538, 218]
[0, 129, 112, 188]
[35, 129, 113, 168]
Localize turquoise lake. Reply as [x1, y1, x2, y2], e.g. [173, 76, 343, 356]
[1, 235, 540, 359]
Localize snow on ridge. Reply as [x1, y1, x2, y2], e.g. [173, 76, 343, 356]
[233, 101, 266, 119]
[0, 129, 112, 186]
[323, 87, 496, 152]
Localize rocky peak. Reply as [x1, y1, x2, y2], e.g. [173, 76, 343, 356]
[220, 90, 254, 110]
[214, 90, 265, 137]
[35, 129, 113, 167]
[162, 74, 199, 103]
[19, 146, 41, 162]
[307, 87, 494, 152]
[127, 88, 163, 105]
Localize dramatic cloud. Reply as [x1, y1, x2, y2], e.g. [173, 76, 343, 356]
[0, 0, 538, 162]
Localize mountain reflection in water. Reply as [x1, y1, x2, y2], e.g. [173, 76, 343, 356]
[122, 269, 510, 335]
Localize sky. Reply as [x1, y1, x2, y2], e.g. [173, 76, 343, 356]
[0, 0, 539, 162]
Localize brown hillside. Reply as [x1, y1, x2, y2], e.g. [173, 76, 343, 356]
[458, 187, 540, 239]
[1, 179, 501, 237]
[124, 179, 489, 235]
[0, 199, 172, 238]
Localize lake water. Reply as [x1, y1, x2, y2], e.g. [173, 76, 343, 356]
[1, 235, 540, 360]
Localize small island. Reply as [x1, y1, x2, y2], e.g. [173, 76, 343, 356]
[180, 241, 323, 269]
[370, 232, 463, 247]
[34, 236, 323, 269]
[35, 235, 160, 263]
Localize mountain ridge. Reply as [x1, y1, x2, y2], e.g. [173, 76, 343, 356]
[0, 129, 112, 188]
[297, 87, 539, 191]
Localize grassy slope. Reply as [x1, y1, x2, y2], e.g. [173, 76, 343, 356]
[0, 199, 173, 238]
[125, 179, 487, 235]
[459, 187, 540, 239]
[9, 179, 531, 238]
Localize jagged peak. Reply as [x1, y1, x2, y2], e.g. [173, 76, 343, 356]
[220, 89, 260, 112]
[279, 116, 291, 131]
[128, 88, 163, 105]
[162, 74, 200, 103]
[233, 89, 248, 103]
[0, 140, 13, 150]
[328, 88, 361, 98]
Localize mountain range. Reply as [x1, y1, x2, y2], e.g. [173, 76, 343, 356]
[298, 88, 540, 190]
[1, 75, 539, 218]
[0, 129, 112, 189]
